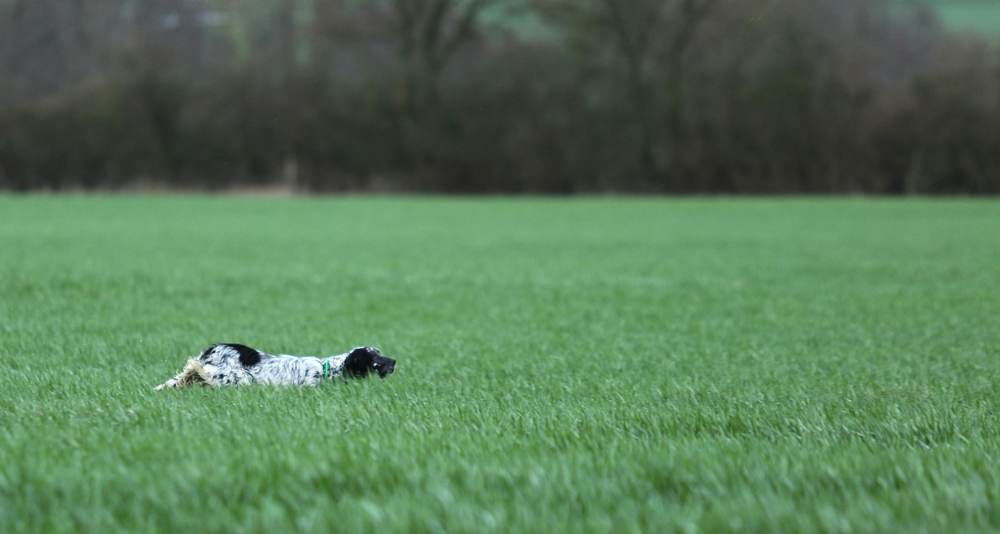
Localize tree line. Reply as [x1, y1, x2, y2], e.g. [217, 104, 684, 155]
[1, 0, 998, 193]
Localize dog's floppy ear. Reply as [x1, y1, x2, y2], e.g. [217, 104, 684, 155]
[343, 347, 375, 377]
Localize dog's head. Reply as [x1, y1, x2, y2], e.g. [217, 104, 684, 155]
[343, 346, 396, 378]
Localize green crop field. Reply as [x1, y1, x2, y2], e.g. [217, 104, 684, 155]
[922, 0, 1000, 34]
[1, 196, 998, 532]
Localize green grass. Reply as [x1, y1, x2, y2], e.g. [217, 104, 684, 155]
[1, 196, 998, 532]
[921, 0, 1000, 34]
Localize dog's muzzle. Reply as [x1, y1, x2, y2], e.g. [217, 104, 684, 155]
[373, 356, 396, 378]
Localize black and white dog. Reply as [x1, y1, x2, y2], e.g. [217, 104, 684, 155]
[155, 343, 396, 390]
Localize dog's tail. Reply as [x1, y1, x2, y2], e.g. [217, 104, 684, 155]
[154, 359, 216, 390]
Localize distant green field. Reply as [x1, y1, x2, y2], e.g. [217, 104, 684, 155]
[1, 197, 999, 532]
[923, 0, 1000, 33]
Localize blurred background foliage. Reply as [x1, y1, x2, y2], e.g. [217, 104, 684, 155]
[0, 0, 998, 193]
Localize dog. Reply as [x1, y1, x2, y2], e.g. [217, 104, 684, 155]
[155, 343, 395, 390]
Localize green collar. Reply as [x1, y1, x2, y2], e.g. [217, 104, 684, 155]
[322, 360, 332, 380]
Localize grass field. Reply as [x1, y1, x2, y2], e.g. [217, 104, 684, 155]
[1, 196, 998, 532]
[922, 0, 1000, 34]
